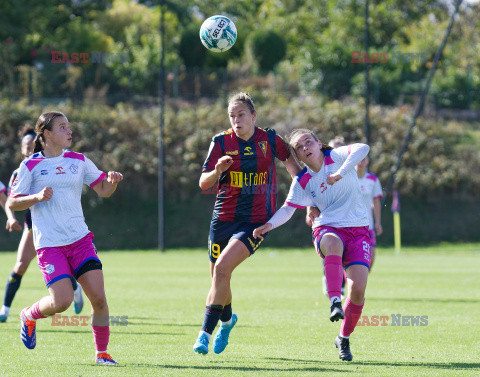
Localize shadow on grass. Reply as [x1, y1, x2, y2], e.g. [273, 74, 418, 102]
[126, 363, 349, 373]
[41, 329, 184, 336]
[369, 297, 480, 304]
[266, 357, 480, 370]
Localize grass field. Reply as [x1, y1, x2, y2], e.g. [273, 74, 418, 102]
[0, 244, 479, 376]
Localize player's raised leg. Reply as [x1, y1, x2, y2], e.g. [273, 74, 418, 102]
[21, 278, 74, 349]
[194, 239, 249, 354]
[319, 232, 345, 322]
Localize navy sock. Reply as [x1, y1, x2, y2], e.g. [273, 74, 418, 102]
[201, 305, 223, 334]
[4, 272, 22, 307]
[220, 303, 232, 322]
[70, 277, 78, 291]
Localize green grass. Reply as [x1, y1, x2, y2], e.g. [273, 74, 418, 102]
[0, 245, 479, 376]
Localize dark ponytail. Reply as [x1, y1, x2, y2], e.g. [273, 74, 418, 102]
[33, 111, 65, 153]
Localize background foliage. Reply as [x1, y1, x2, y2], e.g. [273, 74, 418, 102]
[0, 0, 479, 249]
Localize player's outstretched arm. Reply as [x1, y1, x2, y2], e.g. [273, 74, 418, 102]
[92, 171, 123, 198]
[7, 187, 53, 211]
[253, 205, 296, 240]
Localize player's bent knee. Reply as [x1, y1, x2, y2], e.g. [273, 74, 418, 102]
[349, 285, 366, 303]
[53, 296, 74, 312]
[213, 263, 232, 282]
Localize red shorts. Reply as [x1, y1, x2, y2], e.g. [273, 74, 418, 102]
[36, 232, 100, 287]
[312, 226, 371, 270]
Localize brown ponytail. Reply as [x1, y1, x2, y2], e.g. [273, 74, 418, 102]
[33, 111, 65, 153]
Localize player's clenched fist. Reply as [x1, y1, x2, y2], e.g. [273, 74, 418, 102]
[107, 171, 123, 185]
[36, 187, 53, 202]
[215, 156, 233, 174]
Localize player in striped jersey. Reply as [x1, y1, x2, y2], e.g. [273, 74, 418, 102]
[0, 127, 84, 323]
[356, 156, 383, 269]
[7, 112, 123, 365]
[193, 92, 302, 355]
[253, 129, 371, 361]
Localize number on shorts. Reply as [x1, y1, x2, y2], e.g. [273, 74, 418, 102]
[362, 241, 371, 261]
[209, 240, 221, 260]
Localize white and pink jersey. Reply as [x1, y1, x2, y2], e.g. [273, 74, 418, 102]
[285, 145, 369, 228]
[0, 180, 6, 194]
[10, 150, 106, 249]
[358, 171, 383, 229]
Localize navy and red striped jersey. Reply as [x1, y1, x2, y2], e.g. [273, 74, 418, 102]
[202, 127, 290, 223]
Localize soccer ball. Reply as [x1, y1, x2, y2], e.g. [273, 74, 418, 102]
[199, 15, 237, 53]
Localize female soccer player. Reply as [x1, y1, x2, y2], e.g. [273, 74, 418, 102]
[193, 92, 302, 355]
[7, 112, 123, 365]
[0, 127, 84, 322]
[356, 156, 383, 269]
[253, 129, 371, 361]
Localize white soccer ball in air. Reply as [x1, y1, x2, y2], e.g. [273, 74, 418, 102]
[199, 15, 237, 53]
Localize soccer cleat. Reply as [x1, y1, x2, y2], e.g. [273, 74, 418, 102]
[95, 352, 118, 365]
[213, 313, 237, 354]
[193, 332, 210, 354]
[335, 335, 353, 361]
[20, 308, 36, 349]
[0, 314, 7, 322]
[73, 283, 84, 314]
[330, 301, 344, 322]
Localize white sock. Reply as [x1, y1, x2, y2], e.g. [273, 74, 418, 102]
[330, 296, 341, 305]
[221, 318, 232, 326]
[96, 350, 107, 355]
[199, 330, 211, 340]
[0, 305, 10, 316]
[339, 334, 349, 339]
[74, 283, 82, 298]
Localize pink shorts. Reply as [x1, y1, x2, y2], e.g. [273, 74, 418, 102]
[312, 226, 372, 270]
[37, 232, 100, 287]
[368, 228, 376, 248]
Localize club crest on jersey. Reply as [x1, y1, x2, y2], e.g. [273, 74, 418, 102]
[226, 150, 239, 156]
[69, 164, 78, 174]
[243, 146, 254, 156]
[46, 264, 55, 275]
[56, 167, 66, 175]
[41, 170, 48, 175]
[258, 141, 267, 157]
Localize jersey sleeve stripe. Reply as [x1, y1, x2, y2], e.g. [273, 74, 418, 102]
[64, 151, 85, 161]
[89, 172, 106, 188]
[0, 187, 6, 193]
[9, 193, 27, 198]
[25, 158, 44, 172]
[373, 194, 383, 199]
[324, 149, 334, 165]
[366, 173, 378, 181]
[286, 201, 305, 209]
[298, 172, 312, 189]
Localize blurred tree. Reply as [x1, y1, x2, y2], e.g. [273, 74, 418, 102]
[249, 30, 286, 72]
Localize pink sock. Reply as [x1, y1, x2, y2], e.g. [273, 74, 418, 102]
[92, 325, 110, 352]
[26, 302, 47, 320]
[324, 255, 343, 300]
[340, 298, 364, 338]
